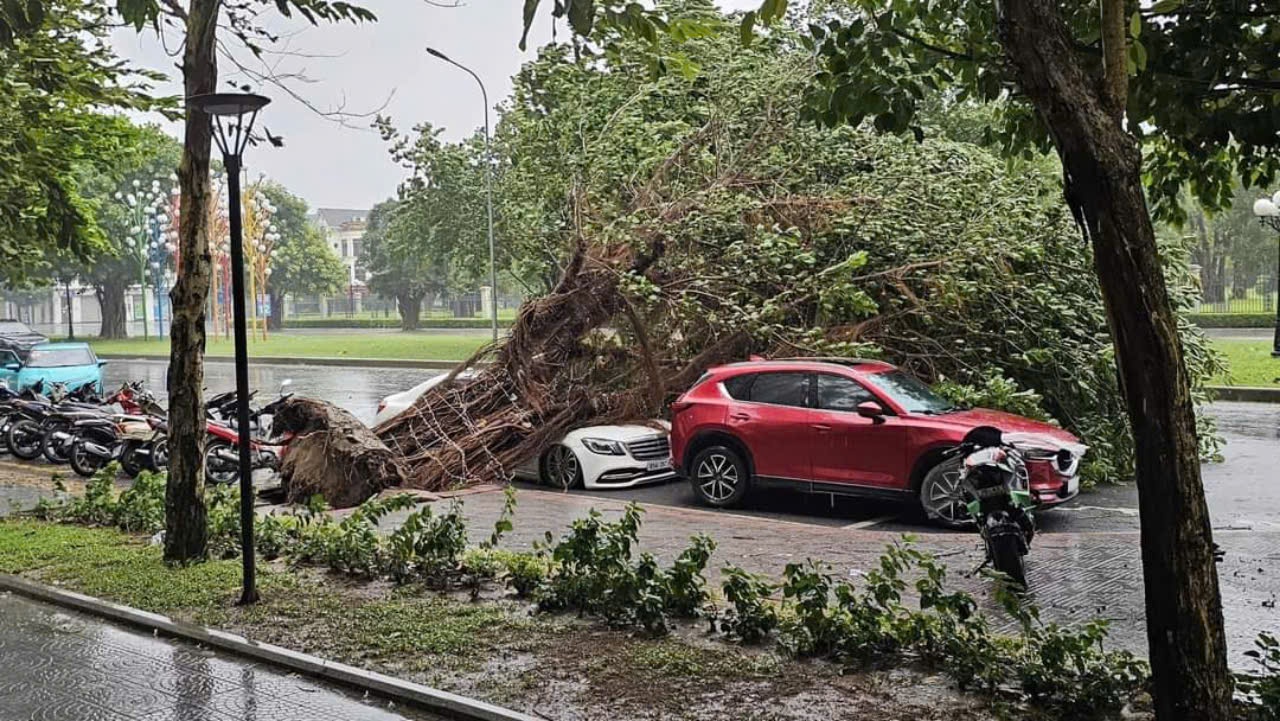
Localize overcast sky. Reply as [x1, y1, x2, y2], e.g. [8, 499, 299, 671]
[110, 1, 754, 213]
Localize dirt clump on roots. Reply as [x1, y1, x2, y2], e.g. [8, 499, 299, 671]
[271, 397, 407, 508]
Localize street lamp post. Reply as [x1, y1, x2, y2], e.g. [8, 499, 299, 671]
[189, 91, 272, 605]
[1251, 190, 1280, 358]
[426, 47, 498, 343]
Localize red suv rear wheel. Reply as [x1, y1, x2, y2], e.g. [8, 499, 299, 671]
[689, 445, 750, 507]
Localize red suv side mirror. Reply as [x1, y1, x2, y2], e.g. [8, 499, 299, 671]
[856, 401, 886, 423]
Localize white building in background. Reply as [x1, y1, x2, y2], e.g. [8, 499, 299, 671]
[310, 208, 369, 288]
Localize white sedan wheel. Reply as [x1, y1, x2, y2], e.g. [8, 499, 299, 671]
[543, 444, 583, 490]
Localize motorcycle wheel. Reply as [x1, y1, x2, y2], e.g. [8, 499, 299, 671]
[119, 442, 145, 478]
[69, 443, 107, 478]
[41, 427, 71, 464]
[6, 420, 43, 461]
[204, 440, 239, 484]
[989, 534, 1027, 587]
[148, 438, 169, 472]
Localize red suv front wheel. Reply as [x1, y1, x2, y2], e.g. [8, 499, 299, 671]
[689, 445, 751, 508]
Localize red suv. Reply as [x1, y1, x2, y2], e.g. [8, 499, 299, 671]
[668, 359, 1084, 526]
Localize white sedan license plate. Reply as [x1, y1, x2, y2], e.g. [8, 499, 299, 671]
[645, 458, 672, 472]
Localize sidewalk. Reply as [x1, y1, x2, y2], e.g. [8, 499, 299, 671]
[0, 592, 439, 721]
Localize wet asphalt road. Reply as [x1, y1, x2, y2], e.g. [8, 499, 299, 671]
[104, 359, 438, 426]
[104, 360, 1279, 535]
[0, 592, 439, 721]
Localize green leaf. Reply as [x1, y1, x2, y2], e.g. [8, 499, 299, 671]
[739, 10, 756, 46]
[519, 0, 541, 50]
[566, 0, 594, 37]
[1129, 11, 1141, 38]
[1128, 38, 1147, 73]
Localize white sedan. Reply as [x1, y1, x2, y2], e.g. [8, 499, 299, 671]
[374, 374, 676, 490]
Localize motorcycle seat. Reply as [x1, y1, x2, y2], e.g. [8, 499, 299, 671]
[73, 418, 116, 429]
[52, 410, 104, 421]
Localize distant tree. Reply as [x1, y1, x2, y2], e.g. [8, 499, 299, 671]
[361, 200, 445, 330]
[76, 121, 182, 339]
[256, 183, 346, 330]
[0, 1, 163, 286]
[365, 119, 490, 329]
[1182, 186, 1278, 304]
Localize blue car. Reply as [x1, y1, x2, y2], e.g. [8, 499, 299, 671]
[0, 342, 105, 395]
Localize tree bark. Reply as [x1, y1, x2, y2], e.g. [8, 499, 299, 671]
[268, 289, 284, 331]
[397, 293, 422, 330]
[96, 283, 128, 339]
[996, 3, 1232, 720]
[164, 0, 219, 564]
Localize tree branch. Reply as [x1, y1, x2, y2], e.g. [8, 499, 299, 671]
[1099, 0, 1127, 121]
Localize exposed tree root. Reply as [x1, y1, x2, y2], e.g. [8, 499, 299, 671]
[273, 397, 407, 507]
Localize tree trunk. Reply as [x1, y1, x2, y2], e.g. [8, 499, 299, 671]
[996, 3, 1232, 719]
[96, 283, 128, 339]
[164, 0, 219, 565]
[422, 291, 437, 322]
[397, 293, 422, 330]
[268, 289, 284, 331]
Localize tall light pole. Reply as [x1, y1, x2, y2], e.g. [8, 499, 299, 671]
[427, 46, 498, 342]
[1251, 190, 1280, 358]
[189, 91, 271, 605]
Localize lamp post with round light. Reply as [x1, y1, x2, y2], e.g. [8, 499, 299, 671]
[114, 178, 173, 340]
[149, 176, 182, 337]
[244, 187, 278, 340]
[1251, 190, 1280, 357]
[188, 91, 271, 605]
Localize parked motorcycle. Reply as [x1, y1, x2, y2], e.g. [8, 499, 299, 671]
[63, 384, 165, 477]
[39, 382, 158, 466]
[5, 393, 58, 461]
[0, 379, 47, 455]
[203, 380, 293, 485]
[116, 414, 169, 477]
[946, 425, 1036, 587]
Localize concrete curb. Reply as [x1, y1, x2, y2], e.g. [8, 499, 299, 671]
[1209, 385, 1280, 403]
[0, 574, 538, 721]
[98, 353, 486, 370]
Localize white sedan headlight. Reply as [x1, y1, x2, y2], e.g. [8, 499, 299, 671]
[582, 437, 626, 456]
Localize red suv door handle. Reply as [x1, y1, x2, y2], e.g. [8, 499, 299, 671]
[730, 412, 751, 421]
[811, 423, 832, 431]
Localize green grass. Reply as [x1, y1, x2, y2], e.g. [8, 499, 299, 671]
[1211, 339, 1280, 387]
[0, 520, 538, 672]
[85, 332, 490, 362]
[0, 520, 289, 612]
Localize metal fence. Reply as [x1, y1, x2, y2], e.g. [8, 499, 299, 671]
[1195, 272, 1277, 315]
[283, 291, 514, 321]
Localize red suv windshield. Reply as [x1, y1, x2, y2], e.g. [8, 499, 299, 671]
[862, 370, 959, 414]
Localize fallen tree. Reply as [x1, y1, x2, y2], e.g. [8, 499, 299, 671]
[273, 397, 406, 507]
[375, 23, 1222, 491]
